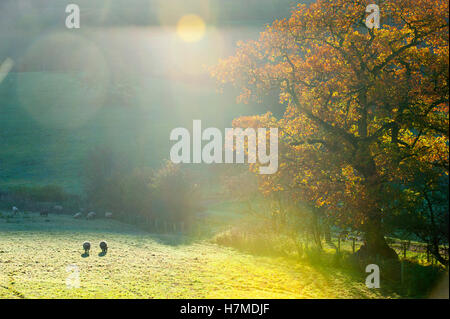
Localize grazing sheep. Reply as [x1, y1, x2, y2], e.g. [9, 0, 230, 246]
[83, 241, 91, 254]
[73, 212, 82, 219]
[53, 205, 63, 214]
[40, 210, 48, 217]
[12, 206, 19, 215]
[105, 212, 113, 218]
[99, 241, 108, 253]
[86, 212, 96, 220]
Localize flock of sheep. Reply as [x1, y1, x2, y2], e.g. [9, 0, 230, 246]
[73, 210, 113, 220]
[10, 206, 113, 220]
[10, 206, 110, 256]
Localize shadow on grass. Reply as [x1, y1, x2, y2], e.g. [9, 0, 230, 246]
[143, 233, 197, 246]
[293, 249, 446, 298]
[81, 252, 89, 258]
[98, 251, 107, 257]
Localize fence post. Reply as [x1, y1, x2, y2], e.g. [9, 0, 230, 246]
[401, 260, 405, 285]
[403, 242, 407, 259]
[352, 237, 356, 254]
[337, 236, 341, 254]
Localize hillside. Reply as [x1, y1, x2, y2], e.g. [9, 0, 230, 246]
[0, 211, 395, 299]
[0, 70, 243, 193]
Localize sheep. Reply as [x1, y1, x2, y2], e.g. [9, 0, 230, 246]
[105, 212, 113, 218]
[12, 206, 19, 215]
[73, 212, 82, 219]
[86, 212, 96, 220]
[99, 241, 108, 254]
[83, 241, 91, 255]
[53, 205, 63, 214]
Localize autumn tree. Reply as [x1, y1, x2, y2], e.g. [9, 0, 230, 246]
[211, 0, 449, 259]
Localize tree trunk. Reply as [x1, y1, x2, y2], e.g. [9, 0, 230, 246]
[424, 192, 448, 266]
[355, 154, 398, 260]
[363, 215, 398, 260]
[312, 212, 323, 250]
[324, 220, 332, 243]
[431, 240, 448, 266]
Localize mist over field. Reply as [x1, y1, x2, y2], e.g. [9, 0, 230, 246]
[0, 0, 448, 301]
[0, 0, 297, 190]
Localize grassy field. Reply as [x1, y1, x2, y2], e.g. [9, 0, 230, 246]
[0, 211, 397, 299]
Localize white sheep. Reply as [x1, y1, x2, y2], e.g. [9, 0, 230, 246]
[73, 212, 82, 219]
[86, 212, 96, 220]
[105, 212, 113, 218]
[53, 205, 63, 213]
[12, 206, 19, 215]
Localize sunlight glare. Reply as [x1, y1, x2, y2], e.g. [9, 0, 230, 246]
[176, 14, 206, 43]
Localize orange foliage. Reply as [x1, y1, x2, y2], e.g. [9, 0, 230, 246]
[211, 0, 449, 229]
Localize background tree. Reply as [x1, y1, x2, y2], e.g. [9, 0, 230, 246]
[211, 0, 449, 259]
[386, 170, 449, 265]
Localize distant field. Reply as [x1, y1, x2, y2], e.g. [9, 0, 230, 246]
[0, 72, 177, 193]
[0, 211, 395, 299]
[0, 67, 261, 193]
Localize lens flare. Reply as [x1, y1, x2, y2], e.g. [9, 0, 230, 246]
[176, 14, 206, 43]
[0, 58, 14, 84]
[16, 32, 109, 129]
